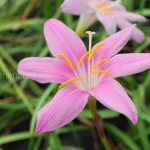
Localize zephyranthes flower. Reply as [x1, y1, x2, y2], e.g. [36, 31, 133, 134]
[61, 0, 147, 43]
[18, 19, 150, 133]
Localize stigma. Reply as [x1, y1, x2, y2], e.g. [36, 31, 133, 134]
[86, 31, 96, 51]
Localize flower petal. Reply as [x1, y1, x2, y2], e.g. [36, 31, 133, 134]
[61, 0, 94, 15]
[104, 53, 150, 78]
[44, 19, 87, 65]
[121, 12, 147, 22]
[36, 88, 89, 133]
[18, 57, 74, 84]
[93, 25, 134, 63]
[112, 2, 126, 11]
[131, 27, 145, 44]
[90, 78, 137, 124]
[117, 18, 145, 43]
[96, 13, 117, 35]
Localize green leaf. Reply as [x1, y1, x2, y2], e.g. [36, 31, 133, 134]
[105, 123, 140, 150]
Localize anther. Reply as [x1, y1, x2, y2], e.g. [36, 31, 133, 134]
[92, 58, 109, 68]
[90, 70, 113, 76]
[88, 42, 105, 62]
[59, 77, 86, 89]
[77, 51, 91, 66]
[58, 53, 74, 70]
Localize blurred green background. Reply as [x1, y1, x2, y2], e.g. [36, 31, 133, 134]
[0, 0, 150, 150]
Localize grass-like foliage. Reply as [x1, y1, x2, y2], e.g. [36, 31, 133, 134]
[0, 0, 150, 149]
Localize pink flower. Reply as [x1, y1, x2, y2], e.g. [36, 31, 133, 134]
[18, 19, 150, 133]
[61, 0, 147, 43]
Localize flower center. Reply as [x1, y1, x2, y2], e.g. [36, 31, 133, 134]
[95, 0, 122, 16]
[96, 3, 111, 11]
[58, 31, 112, 89]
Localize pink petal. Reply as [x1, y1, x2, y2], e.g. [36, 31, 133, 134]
[104, 53, 150, 78]
[101, 0, 126, 11]
[90, 78, 137, 124]
[121, 12, 147, 22]
[18, 57, 74, 84]
[131, 27, 145, 44]
[44, 19, 87, 65]
[36, 88, 89, 133]
[113, 3, 126, 12]
[61, 0, 94, 15]
[96, 0, 126, 11]
[96, 13, 117, 35]
[117, 18, 145, 43]
[93, 25, 134, 63]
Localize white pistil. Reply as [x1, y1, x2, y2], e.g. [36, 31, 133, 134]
[86, 31, 96, 89]
[86, 31, 96, 51]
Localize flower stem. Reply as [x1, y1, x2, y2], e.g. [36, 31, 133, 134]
[101, 136, 112, 150]
[88, 98, 112, 150]
[75, 15, 95, 36]
[75, 24, 86, 36]
[88, 97, 97, 116]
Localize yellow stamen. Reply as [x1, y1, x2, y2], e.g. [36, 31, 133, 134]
[88, 42, 105, 62]
[59, 77, 86, 89]
[92, 58, 109, 68]
[58, 53, 74, 70]
[77, 51, 91, 66]
[90, 70, 113, 76]
[77, 42, 105, 66]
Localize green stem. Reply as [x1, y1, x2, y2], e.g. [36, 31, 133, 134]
[101, 136, 112, 150]
[88, 97, 112, 150]
[88, 97, 97, 116]
[0, 132, 39, 145]
[75, 15, 95, 36]
[75, 24, 86, 37]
